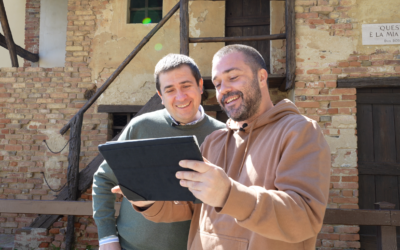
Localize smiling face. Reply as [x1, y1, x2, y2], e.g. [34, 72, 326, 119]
[212, 52, 263, 122]
[157, 65, 203, 124]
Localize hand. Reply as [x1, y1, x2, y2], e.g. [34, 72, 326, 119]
[111, 186, 155, 208]
[176, 157, 231, 208]
[99, 242, 121, 250]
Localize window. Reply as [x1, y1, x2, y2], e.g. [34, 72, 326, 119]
[112, 113, 137, 137]
[129, 0, 162, 24]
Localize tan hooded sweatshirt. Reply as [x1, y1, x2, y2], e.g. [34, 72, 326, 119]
[135, 99, 331, 250]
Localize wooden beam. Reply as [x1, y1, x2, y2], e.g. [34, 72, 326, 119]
[30, 94, 164, 229]
[0, 33, 39, 62]
[59, 2, 180, 136]
[375, 202, 397, 250]
[65, 112, 83, 250]
[189, 33, 286, 43]
[6, 202, 400, 227]
[0, 0, 18, 67]
[338, 77, 400, 88]
[0, 199, 121, 217]
[285, 0, 296, 90]
[180, 0, 189, 55]
[98, 105, 144, 113]
[357, 93, 400, 105]
[323, 208, 391, 226]
[358, 162, 400, 175]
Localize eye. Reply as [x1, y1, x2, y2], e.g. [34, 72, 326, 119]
[230, 76, 238, 81]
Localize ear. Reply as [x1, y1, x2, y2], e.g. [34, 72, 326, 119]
[157, 90, 164, 105]
[258, 69, 268, 88]
[199, 78, 204, 94]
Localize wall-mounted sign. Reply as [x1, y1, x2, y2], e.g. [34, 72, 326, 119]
[362, 23, 400, 45]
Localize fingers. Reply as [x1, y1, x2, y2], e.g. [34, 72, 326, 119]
[176, 170, 201, 182]
[179, 160, 210, 173]
[179, 179, 202, 191]
[111, 186, 123, 195]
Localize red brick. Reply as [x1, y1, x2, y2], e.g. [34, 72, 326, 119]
[342, 176, 358, 182]
[332, 197, 358, 203]
[342, 95, 356, 100]
[384, 60, 400, 65]
[334, 225, 359, 234]
[334, 240, 361, 248]
[331, 68, 342, 74]
[295, 101, 321, 108]
[330, 101, 356, 107]
[338, 62, 349, 67]
[349, 61, 361, 67]
[339, 234, 360, 241]
[330, 88, 356, 95]
[318, 233, 340, 240]
[38, 242, 49, 248]
[332, 182, 358, 189]
[307, 19, 325, 25]
[324, 19, 335, 24]
[342, 190, 353, 197]
[296, 13, 319, 19]
[4, 145, 22, 151]
[49, 228, 60, 234]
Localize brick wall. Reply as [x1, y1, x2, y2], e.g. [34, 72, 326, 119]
[1, 0, 111, 248]
[24, 0, 40, 68]
[0, 67, 108, 236]
[294, 0, 400, 249]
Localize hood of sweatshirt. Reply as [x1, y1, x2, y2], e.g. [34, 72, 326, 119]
[225, 99, 301, 132]
[223, 99, 301, 174]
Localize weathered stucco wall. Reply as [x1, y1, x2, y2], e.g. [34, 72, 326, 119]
[0, 0, 26, 68]
[90, 0, 225, 105]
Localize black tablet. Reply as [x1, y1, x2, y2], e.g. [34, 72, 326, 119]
[98, 135, 202, 203]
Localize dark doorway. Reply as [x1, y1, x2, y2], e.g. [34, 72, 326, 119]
[357, 88, 400, 250]
[225, 0, 270, 71]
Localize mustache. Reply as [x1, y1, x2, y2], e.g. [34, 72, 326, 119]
[220, 91, 243, 106]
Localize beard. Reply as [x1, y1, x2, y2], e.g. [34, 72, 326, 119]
[219, 76, 262, 122]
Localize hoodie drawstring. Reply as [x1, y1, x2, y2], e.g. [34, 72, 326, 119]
[237, 121, 256, 177]
[223, 129, 232, 172]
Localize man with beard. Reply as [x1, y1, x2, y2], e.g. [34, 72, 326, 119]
[115, 45, 331, 249]
[93, 54, 225, 250]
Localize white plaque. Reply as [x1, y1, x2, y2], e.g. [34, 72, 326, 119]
[362, 23, 400, 45]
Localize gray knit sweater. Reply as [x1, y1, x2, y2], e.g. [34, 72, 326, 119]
[92, 109, 225, 250]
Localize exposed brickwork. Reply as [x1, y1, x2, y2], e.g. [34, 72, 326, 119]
[295, 0, 400, 249]
[1, 1, 110, 248]
[24, 0, 40, 67]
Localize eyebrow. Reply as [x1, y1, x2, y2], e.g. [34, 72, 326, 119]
[163, 80, 193, 91]
[212, 67, 241, 82]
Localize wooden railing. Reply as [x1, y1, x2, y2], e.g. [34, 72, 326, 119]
[1, 199, 398, 250]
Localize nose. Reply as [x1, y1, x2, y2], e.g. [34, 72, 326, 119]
[217, 80, 232, 98]
[175, 89, 187, 101]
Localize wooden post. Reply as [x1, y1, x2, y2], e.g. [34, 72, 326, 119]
[0, 33, 39, 62]
[0, 0, 19, 67]
[65, 112, 83, 250]
[284, 0, 295, 90]
[375, 202, 397, 250]
[180, 0, 189, 55]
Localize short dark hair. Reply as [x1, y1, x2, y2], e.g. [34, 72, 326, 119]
[154, 54, 202, 93]
[212, 44, 267, 76]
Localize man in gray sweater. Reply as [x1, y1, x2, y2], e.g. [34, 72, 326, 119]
[92, 54, 225, 250]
